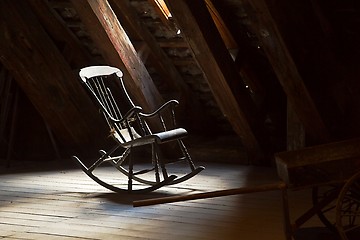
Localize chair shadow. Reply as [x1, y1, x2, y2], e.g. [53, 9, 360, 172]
[89, 191, 178, 206]
[294, 227, 340, 240]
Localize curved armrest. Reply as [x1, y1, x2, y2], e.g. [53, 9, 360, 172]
[106, 106, 143, 123]
[139, 100, 179, 118]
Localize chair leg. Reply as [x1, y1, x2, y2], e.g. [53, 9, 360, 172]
[113, 148, 131, 167]
[89, 144, 120, 172]
[177, 139, 195, 171]
[152, 143, 169, 179]
[128, 147, 133, 192]
[152, 143, 161, 183]
[159, 139, 204, 185]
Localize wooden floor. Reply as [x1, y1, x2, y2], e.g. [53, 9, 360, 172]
[0, 160, 339, 240]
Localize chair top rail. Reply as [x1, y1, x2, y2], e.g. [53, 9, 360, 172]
[79, 66, 145, 143]
[79, 66, 134, 123]
[79, 65, 123, 80]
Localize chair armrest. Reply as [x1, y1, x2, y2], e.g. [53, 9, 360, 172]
[105, 106, 143, 123]
[139, 100, 179, 118]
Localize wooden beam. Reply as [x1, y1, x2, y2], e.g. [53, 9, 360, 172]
[146, 0, 176, 31]
[276, 138, 360, 189]
[109, 0, 190, 99]
[242, 0, 330, 143]
[157, 39, 189, 48]
[70, 0, 163, 113]
[204, 0, 238, 50]
[27, 0, 93, 69]
[0, 0, 108, 151]
[166, 0, 264, 162]
[133, 181, 286, 207]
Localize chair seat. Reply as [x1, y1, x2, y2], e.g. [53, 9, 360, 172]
[153, 128, 188, 144]
[113, 128, 188, 147]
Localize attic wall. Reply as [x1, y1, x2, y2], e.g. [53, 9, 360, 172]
[0, 0, 235, 163]
[264, 0, 360, 139]
[1, 0, 360, 165]
[214, 0, 360, 140]
[261, 0, 360, 140]
[0, 0, 110, 162]
[0, 67, 60, 163]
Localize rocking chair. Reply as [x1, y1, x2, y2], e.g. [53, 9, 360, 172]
[72, 66, 204, 193]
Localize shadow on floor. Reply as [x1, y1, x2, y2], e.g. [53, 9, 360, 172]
[294, 227, 339, 240]
[89, 191, 177, 206]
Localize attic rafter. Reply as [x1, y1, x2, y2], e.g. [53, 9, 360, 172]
[0, 0, 107, 150]
[204, 0, 238, 50]
[27, 0, 92, 69]
[109, 0, 189, 99]
[70, 0, 163, 113]
[146, 0, 176, 31]
[165, 0, 264, 162]
[243, 0, 330, 144]
[109, 0, 209, 128]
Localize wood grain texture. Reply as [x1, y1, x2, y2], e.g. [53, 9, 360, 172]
[71, 0, 163, 113]
[276, 138, 360, 188]
[0, 0, 107, 150]
[0, 161, 328, 239]
[165, 0, 264, 162]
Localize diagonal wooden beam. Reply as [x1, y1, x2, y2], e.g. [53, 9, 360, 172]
[204, 0, 238, 50]
[166, 0, 264, 162]
[70, 0, 163, 113]
[242, 0, 330, 143]
[27, 0, 93, 69]
[109, 0, 210, 128]
[0, 0, 108, 152]
[108, 0, 189, 99]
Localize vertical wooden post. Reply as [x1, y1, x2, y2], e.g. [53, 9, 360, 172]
[6, 87, 18, 167]
[281, 188, 293, 240]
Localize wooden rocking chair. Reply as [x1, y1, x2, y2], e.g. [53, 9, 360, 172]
[72, 66, 204, 193]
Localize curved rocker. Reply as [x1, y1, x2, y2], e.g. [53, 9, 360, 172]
[72, 66, 205, 193]
[167, 166, 205, 185]
[72, 156, 177, 193]
[112, 160, 205, 186]
[98, 149, 205, 187]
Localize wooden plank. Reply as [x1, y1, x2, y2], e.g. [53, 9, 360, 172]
[242, 0, 330, 143]
[275, 138, 360, 188]
[133, 182, 285, 207]
[0, 1, 108, 151]
[70, 0, 163, 113]
[0, 162, 326, 240]
[165, 0, 264, 162]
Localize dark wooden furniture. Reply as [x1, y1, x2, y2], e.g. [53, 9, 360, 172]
[72, 65, 204, 193]
[276, 138, 360, 240]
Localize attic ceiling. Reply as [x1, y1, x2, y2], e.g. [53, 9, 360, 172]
[1, 0, 360, 164]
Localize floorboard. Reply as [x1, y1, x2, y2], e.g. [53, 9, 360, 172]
[0, 161, 340, 240]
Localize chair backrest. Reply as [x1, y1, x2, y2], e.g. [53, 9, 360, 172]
[79, 66, 144, 144]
